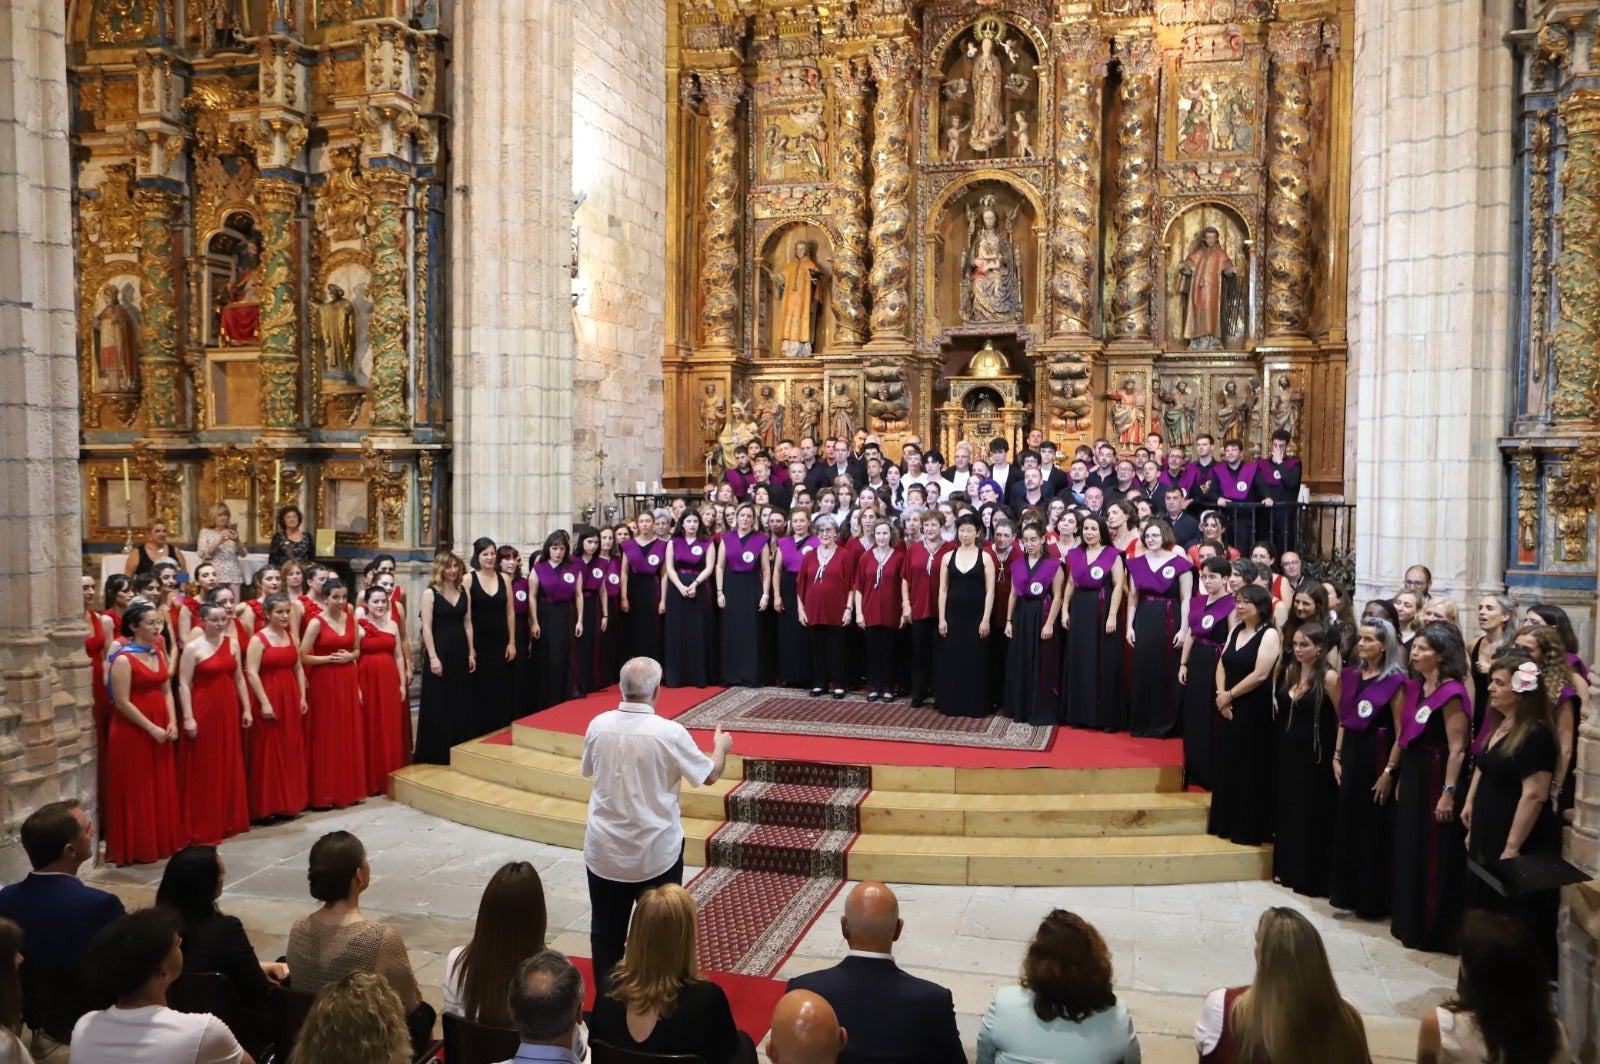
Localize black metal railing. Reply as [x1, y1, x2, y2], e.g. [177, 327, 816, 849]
[1206, 501, 1356, 588]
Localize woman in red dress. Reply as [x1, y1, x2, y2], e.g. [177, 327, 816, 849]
[236, 564, 283, 636]
[105, 602, 186, 864]
[357, 585, 409, 796]
[797, 514, 856, 698]
[295, 563, 330, 638]
[300, 578, 367, 809]
[177, 562, 220, 641]
[176, 601, 251, 844]
[244, 593, 309, 820]
[83, 575, 116, 745]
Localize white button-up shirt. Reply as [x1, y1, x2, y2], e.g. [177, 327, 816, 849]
[581, 701, 714, 883]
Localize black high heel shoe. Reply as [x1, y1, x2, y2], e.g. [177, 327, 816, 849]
[810, 687, 825, 698]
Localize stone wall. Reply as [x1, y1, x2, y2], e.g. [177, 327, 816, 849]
[571, 0, 668, 517]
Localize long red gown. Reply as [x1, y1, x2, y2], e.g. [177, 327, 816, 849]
[305, 613, 367, 809]
[357, 619, 409, 796]
[105, 649, 186, 865]
[85, 612, 113, 813]
[247, 631, 309, 820]
[179, 638, 251, 844]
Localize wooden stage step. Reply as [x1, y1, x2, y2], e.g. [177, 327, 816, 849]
[390, 725, 1271, 887]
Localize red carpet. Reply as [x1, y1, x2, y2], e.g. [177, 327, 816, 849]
[569, 955, 787, 1040]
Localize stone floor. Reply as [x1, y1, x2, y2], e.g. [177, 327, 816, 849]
[86, 799, 1449, 1064]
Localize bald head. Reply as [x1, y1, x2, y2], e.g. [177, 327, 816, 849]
[841, 880, 902, 954]
[767, 990, 846, 1064]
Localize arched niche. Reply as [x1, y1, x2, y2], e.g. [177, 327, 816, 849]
[1162, 202, 1253, 352]
[90, 273, 142, 395]
[320, 251, 376, 382]
[924, 173, 1045, 334]
[202, 211, 261, 348]
[756, 220, 835, 358]
[931, 14, 1045, 164]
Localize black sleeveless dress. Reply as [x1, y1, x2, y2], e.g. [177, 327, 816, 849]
[413, 587, 472, 764]
[934, 550, 991, 717]
[1328, 673, 1398, 919]
[1273, 682, 1340, 896]
[1207, 624, 1274, 845]
[468, 572, 515, 733]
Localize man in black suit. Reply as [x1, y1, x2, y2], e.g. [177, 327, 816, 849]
[1037, 440, 1071, 498]
[1161, 485, 1203, 549]
[786, 881, 965, 1064]
[809, 439, 856, 496]
[0, 800, 126, 1056]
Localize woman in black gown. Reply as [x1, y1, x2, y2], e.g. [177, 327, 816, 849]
[619, 511, 666, 663]
[1328, 617, 1408, 919]
[1061, 515, 1126, 731]
[1179, 557, 1235, 789]
[660, 512, 714, 688]
[1273, 623, 1341, 897]
[1391, 622, 1471, 954]
[414, 552, 473, 764]
[1515, 624, 1586, 822]
[572, 526, 608, 694]
[772, 508, 816, 687]
[717, 503, 770, 687]
[1003, 522, 1064, 725]
[1208, 584, 1282, 846]
[500, 546, 533, 713]
[935, 514, 996, 717]
[530, 531, 583, 709]
[468, 537, 517, 732]
[1125, 520, 1193, 738]
[598, 525, 624, 686]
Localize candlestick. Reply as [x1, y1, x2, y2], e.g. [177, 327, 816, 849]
[121, 457, 133, 552]
[122, 457, 130, 495]
[274, 459, 282, 504]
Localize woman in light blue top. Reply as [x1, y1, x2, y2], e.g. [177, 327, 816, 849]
[977, 910, 1140, 1064]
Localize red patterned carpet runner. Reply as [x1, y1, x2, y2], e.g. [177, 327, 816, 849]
[675, 686, 1054, 752]
[689, 759, 869, 976]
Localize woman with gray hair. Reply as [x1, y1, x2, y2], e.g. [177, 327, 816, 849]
[796, 514, 856, 698]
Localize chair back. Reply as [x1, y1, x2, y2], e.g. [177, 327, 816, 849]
[272, 985, 317, 1060]
[168, 971, 246, 1033]
[590, 1039, 705, 1064]
[19, 966, 89, 1043]
[442, 1012, 520, 1064]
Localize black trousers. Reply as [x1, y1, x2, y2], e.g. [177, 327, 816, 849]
[864, 626, 898, 694]
[909, 617, 937, 703]
[587, 846, 684, 995]
[808, 623, 850, 690]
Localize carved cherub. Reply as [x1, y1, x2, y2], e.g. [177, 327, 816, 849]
[1013, 112, 1033, 158]
[945, 113, 971, 163]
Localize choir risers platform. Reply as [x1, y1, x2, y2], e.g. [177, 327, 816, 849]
[391, 718, 1272, 887]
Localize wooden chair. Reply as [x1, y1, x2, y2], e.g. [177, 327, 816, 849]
[442, 1012, 520, 1064]
[590, 1040, 705, 1064]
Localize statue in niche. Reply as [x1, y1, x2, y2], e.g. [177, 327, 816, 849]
[944, 113, 970, 163]
[1105, 379, 1144, 445]
[1271, 375, 1304, 444]
[967, 17, 1028, 153]
[794, 385, 822, 442]
[1177, 227, 1239, 351]
[1012, 113, 1033, 158]
[1155, 377, 1198, 448]
[755, 386, 785, 449]
[315, 284, 358, 380]
[1217, 378, 1261, 442]
[219, 235, 263, 346]
[775, 241, 826, 357]
[95, 285, 139, 394]
[830, 381, 857, 442]
[961, 195, 1023, 324]
[699, 384, 727, 450]
[726, 395, 759, 450]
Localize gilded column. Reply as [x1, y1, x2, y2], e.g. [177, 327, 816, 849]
[1265, 21, 1319, 340]
[1050, 27, 1108, 338]
[256, 177, 303, 434]
[697, 70, 744, 352]
[829, 56, 871, 347]
[1110, 39, 1158, 342]
[1552, 89, 1600, 421]
[134, 187, 184, 432]
[367, 168, 412, 429]
[868, 40, 915, 342]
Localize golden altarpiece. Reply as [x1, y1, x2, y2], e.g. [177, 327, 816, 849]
[665, 0, 1351, 495]
[70, 1, 446, 563]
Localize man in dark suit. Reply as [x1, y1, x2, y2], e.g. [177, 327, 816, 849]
[786, 881, 965, 1064]
[0, 800, 126, 1055]
[1161, 485, 1203, 549]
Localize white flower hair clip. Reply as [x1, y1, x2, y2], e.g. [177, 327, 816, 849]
[1511, 660, 1540, 694]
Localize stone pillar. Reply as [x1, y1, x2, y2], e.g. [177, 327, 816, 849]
[1109, 38, 1158, 344]
[448, 0, 575, 542]
[0, 0, 94, 858]
[1349, 0, 1512, 602]
[828, 56, 871, 349]
[1264, 21, 1318, 342]
[367, 168, 411, 430]
[1048, 26, 1108, 339]
[696, 70, 744, 354]
[867, 39, 915, 345]
[134, 187, 185, 433]
[255, 177, 302, 435]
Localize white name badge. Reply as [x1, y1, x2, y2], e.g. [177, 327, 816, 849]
[802, 544, 814, 553]
[608, 573, 620, 586]
[1029, 581, 1044, 595]
[647, 554, 660, 567]
[692, 545, 704, 557]
[1161, 565, 1175, 579]
[563, 572, 576, 584]
[743, 551, 755, 563]
[515, 589, 527, 603]
[1273, 470, 1282, 481]
[1414, 706, 1431, 725]
[1090, 566, 1105, 580]
[1357, 699, 1374, 719]
[1201, 614, 1215, 630]
[592, 568, 604, 580]
[1236, 481, 1247, 492]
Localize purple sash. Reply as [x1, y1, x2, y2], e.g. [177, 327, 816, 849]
[511, 576, 531, 615]
[621, 537, 664, 576]
[1338, 668, 1408, 732]
[1568, 652, 1589, 682]
[579, 556, 607, 594]
[601, 557, 621, 598]
[1398, 678, 1467, 748]
[672, 536, 710, 573]
[1068, 546, 1119, 590]
[534, 560, 580, 604]
[722, 531, 769, 573]
[779, 535, 818, 574]
[1188, 593, 1234, 645]
[1012, 555, 1061, 616]
[1130, 553, 1191, 598]
[1219, 462, 1256, 501]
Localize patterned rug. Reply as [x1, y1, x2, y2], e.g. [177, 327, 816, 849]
[674, 686, 1055, 752]
[688, 759, 868, 976]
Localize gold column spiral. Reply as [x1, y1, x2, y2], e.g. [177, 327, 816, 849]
[1552, 89, 1600, 421]
[1050, 27, 1108, 338]
[256, 177, 303, 433]
[697, 70, 745, 351]
[134, 187, 185, 432]
[1265, 22, 1319, 340]
[868, 39, 916, 341]
[830, 56, 872, 347]
[367, 168, 412, 429]
[1110, 39, 1158, 342]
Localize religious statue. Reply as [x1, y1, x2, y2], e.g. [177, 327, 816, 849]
[1155, 377, 1198, 447]
[944, 113, 970, 163]
[865, 361, 910, 435]
[1178, 227, 1239, 351]
[1270, 375, 1304, 444]
[961, 195, 1023, 324]
[315, 284, 357, 380]
[830, 381, 857, 442]
[219, 237, 263, 346]
[95, 285, 139, 394]
[775, 241, 826, 357]
[1106, 379, 1144, 445]
[968, 17, 1023, 153]
[699, 384, 727, 449]
[1013, 113, 1033, 158]
[1217, 378, 1261, 442]
[794, 385, 822, 442]
[755, 385, 785, 449]
[724, 395, 760, 453]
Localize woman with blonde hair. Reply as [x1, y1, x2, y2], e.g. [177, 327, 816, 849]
[1392, 589, 1423, 648]
[413, 551, 474, 764]
[292, 971, 411, 1064]
[196, 503, 244, 597]
[1513, 623, 1586, 822]
[591, 884, 754, 1064]
[1195, 907, 1369, 1064]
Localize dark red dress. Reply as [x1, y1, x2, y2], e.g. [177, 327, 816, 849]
[106, 649, 186, 865]
[85, 612, 113, 814]
[179, 638, 251, 844]
[247, 630, 309, 820]
[358, 619, 409, 796]
[305, 613, 367, 809]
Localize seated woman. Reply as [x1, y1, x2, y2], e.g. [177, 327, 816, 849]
[285, 831, 435, 1055]
[292, 971, 412, 1064]
[443, 861, 547, 1026]
[590, 884, 756, 1064]
[155, 846, 287, 1059]
[1417, 910, 1567, 1064]
[977, 910, 1140, 1064]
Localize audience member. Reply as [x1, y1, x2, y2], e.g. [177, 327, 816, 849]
[786, 881, 963, 1064]
[1416, 910, 1567, 1064]
[504, 951, 586, 1064]
[0, 800, 125, 1055]
[581, 656, 731, 990]
[444, 861, 547, 1026]
[768, 990, 847, 1064]
[1195, 907, 1368, 1064]
[284, 831, 434, 1054]
[73, 907, 250, 1064]
[0, 918, 31, 1063]
[291, 971, 410, 1064]
[977, 910, 1139, 1064]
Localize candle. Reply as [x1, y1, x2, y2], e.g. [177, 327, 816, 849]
[274, 459, 282, 503]
[121, 457, 130, 498]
